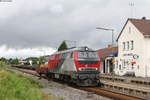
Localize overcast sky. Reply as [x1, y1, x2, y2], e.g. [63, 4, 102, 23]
[0, 0, 150, 58]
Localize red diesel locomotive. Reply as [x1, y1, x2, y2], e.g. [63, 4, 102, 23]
[37, 47, 101, 86]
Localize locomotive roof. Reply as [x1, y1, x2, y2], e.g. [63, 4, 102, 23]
[52, 47, 95, 55]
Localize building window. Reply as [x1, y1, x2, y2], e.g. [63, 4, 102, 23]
[119, 65, 121, 70]
[116, 60, 118, 69]
[127, 41, 129, 50]
[137, 65, 139, 70]
[113, 64, 115, 69]
[123, 42, 125, 50]
[131, 40, 134, 50]
[132, 66, 134, 69]
[122, 60, 124, 69]
[129, 27, 131, 33]
[123, 60, 126, 69]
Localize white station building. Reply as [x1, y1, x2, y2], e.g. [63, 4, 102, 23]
[115, 17, 150, 77]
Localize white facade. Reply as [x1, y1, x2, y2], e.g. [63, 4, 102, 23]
[115, 20, 150, 77]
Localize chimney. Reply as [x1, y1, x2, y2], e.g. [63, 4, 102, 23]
[142, 17, 146, 20]
[108, 45, 112, 48]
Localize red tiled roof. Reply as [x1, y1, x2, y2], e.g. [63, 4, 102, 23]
[117, 18, 150, 41]
[130, 18, 150, 35]
[96, 47, 118, 60]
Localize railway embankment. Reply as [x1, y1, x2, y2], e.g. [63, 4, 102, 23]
[0, 62, 60, 100]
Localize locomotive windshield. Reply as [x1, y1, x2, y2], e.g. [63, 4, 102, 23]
[78, 51, 99, 65]
[78, 51, 98, 59]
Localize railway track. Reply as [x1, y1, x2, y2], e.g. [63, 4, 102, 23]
[9, 67, 39, 77]
[9, 66, 144, 100]
[79, 88, 143, 100]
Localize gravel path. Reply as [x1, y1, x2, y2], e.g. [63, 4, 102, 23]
[9, 68, 112, 100]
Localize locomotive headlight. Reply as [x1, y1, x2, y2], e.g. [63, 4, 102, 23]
[79, 68, 82, 71]
[79, 68, 81, 71]
[95, 68, 98, 70]
[85, 47, 89, 51]
[79, 68, 85, 71]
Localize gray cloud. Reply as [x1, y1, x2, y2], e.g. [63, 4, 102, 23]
[0, 0, 150, 50]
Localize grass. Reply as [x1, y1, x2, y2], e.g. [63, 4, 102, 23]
[0, 69, 44, 100]
[0, 61, 62, 100]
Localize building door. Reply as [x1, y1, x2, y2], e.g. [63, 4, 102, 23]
[105, 58, 113, 73]
[109, 60, 113, 73]
[103, 61, 105, 73]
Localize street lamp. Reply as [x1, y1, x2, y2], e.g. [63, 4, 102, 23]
[96, 27, 115, 81]
[96, 27, 114, 47]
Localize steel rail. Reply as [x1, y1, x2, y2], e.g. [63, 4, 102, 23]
[79, 88, 143, 100]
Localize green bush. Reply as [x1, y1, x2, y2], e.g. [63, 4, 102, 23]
[0, 61, 5, 69]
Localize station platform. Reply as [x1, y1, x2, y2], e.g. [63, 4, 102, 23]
[100, 74, 150, 100]
[100, 74, 150, 87]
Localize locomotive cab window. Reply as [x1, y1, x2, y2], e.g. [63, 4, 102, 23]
[78, 51, 98, 64]
[78, 51, 98, 59]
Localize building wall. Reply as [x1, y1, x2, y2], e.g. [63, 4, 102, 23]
[100, 61, 104, 73]
[144, 38, 150, 77]
[116, 21, 149, 77]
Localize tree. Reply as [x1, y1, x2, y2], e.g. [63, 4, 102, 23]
[58, 41, 68, 51]
[10, 58, 19, 65]
[25, 57, 40, 65]
[0, 57, 7, 63]
[39, 56, 46, 64]
[8, 58, 13, 64]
